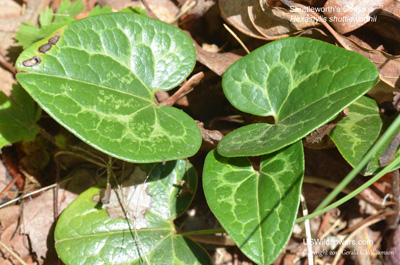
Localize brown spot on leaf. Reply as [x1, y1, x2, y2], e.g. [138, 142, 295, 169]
[38, 42, 52, 53]
[48, 34, 60, 45]
[22, 56, 41, 67]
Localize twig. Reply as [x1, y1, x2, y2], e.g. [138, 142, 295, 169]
[388, 169, 400, 228]
[160, 72, 204, 106]
[0, 177, 19, 201]
[301, 193, 314, 265]
[38, 128, 58, 146]
[0, 54, 17, 75]
[55, 159, 60, 219]
[379, 131, 400, 167]
[12, 175, 31, 239]
[170, 0, 197, 24]
[316, 211, 331, 237]
[0, 177, 73, 210]
[332, 213, 388, 265]
[338, 209, 385, 235]
[54, 151, 112, 169]
[319, 214, 345, 240]
[303, 110, 347, 147]
[279, 0, 351, 50]
[141, 0, 158, 19]
[0, 240, 28, 265]
[196, 120, 224, 145]
[101, 157, 112, 204]
[378, 132, 400, 228]
[223, 24, 250, 54]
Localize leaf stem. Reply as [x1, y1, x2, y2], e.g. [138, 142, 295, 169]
[160, 72, 204, 106]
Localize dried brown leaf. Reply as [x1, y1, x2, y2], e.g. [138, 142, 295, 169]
[0, 161, 8, 198]
[384, 0, 400, 17]
[0, 205, 19, 232]
[98, 0, 132, 10]
[0, 168, 103, 262]
[219, 0, 268, 39]
[183, 0, 215, 19]
[0, 0, 21, 20]
[23, 168, 101, 259]
[366, 11, 400, 54]
[249, 0, 319, 39]
[189, 34, 242, 76]
[340, 36, 400, 89]
[0, 223, 33, 265]
[386, 225, 400, 265]
[367, 80, 397, 103]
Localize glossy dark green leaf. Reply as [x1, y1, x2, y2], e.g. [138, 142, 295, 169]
[0, 84, 40, 147]
[203, 141, 304, 264]
[218, 37, 379, 157]
[330, 96, 400, 175]
[55, 160, 211, 264]
[16, 13, 201, 162]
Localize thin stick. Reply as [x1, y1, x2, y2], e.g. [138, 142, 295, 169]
[55, 160, 60, 219]
[160, 72, 204, 106]
[101, 157, 112, 204]
[301, 193, 314, 265]
[388, 170, 400, 228]
[141, 0, 158, 19]
[111, 163, 152, 265]
[0, 177, 73, 210]
[0, 54, 17, 75]
[316, 211, 331, 237]
[0, 240, 29, 265]
[319, 215, 345, 240]
[54, 151, 112, 169]
[331, 213, 388, 265]
[12, 174, 30, 239]
[170, 0, 197, 24]
[223, 24, 250, 54]
[339, 209, 384, 235]
[0, 177, 20, 201]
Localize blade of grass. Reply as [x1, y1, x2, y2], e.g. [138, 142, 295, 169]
[296, 152, 400, 223]
[315, 114, 400, 211]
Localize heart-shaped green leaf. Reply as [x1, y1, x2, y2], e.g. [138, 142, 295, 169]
[16, 13, 201, 163]
[203, 141, 304, 264]
[0, 84, 40, 147]
[55, 160, 212, 264]
[329, 96, 400, 175]
[218, 37, 379, 157]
